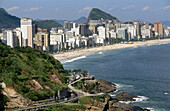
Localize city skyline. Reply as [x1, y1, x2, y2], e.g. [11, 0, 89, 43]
[0, 0, 170, 23]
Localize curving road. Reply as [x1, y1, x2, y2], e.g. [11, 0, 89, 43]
[6, 77, 105, 111]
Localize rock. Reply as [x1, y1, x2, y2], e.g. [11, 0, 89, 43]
[95, 78, 116, 93]
[108, 102, 145, 111]
[30, 79, 43, 91]
[2, 85, 32, 109]
[116, 91, 136, 101]
[49, 69, 62, 85]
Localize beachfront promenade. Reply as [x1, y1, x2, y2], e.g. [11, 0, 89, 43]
[52, 38, 170, 61]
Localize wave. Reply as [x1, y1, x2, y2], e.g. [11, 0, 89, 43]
[98, 52, 103, 55]
[164, 92, 168, 95]
[119, 95, 149, 104]
[115, 83, 133, 89]
[133, 46, 138, 48]
[62, 55, 86, 64]
[134, 96, 149, 102]
[145, 107, 155, 111]
[109, 93, 116, 97]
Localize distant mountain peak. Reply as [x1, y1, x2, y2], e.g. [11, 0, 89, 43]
[0, 8, 8, 14]
[73, 16, 87, 24]
[0, 8, 20, 31]
[88, 8, 118, 22]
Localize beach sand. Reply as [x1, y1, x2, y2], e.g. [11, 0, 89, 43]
[52, 38, 170, 61]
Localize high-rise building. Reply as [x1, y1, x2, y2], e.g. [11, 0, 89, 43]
[34, 29, 50, 51]
[134, 22, 141, 38]
[79, 23, 89, 36]
[64, 21, 71, 31]
[154, 22, 164, 37]
[117, 28, 128, 41]
[21, 18, 33, 47]
[6, 30, 18, 48]
[97, 26, 106, 39]
[14, 28, 22, 47]
[128, 26, 137, 39]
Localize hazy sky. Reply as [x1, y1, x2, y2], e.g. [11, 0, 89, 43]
[0, 0, 170, 22]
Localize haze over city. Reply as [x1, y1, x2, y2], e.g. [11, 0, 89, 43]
[0, 0, 170, 22]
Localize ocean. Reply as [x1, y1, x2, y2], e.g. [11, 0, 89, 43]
[62, 43, 170, 111]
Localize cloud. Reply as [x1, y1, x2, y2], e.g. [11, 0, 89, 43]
[7, 6, 19, 11]
[56, 8, 60, 12]
[122, 5, 136, 10]
[29, 7, 40, 11]
[160, 5, 170, 10]
[142, 6, 150, 11]
[108, 6, 118, 11]
[79, 7, 91, 13]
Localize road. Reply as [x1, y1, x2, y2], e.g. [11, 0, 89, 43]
[68, 77, 104, 97]
[6, 76, 105, 111]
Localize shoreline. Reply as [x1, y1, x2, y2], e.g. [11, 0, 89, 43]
[52, 38, 170, 61]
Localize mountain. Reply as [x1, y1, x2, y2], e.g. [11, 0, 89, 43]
[54, 20, 68, 26]
[0, 8, 20, 31]
[34, 20, 62, 31]
[0, 8, 62, 32]
[54, 16, 88, 26]
[160, 20, 170, 27]
[87, 8, 118, 22]
[73, 16, 87, 24]
[0, 40, 68, 108]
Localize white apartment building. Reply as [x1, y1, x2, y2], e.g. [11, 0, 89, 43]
[71, 26, 80, 36]
[141, 27, 151, 39]
[128, 27, 137, 39]
[14, 28, 22, 47]
[21, 18, 33, 47]
[97, 26, 106, 39]
[6, 30, 19, 48]
[109, 30, 117, 38]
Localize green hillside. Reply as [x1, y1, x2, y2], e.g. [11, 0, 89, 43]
[88, 8, 118, 21]
[0, 8, 20, 31]
[34, 20, 62, 31]
[0, 40, 68, 101]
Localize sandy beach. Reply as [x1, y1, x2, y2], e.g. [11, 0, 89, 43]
[52, 38, 170, 61]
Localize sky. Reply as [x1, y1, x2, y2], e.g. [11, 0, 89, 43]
[0, 0, 170, 23]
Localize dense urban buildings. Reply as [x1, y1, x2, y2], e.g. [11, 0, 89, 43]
[0, 17, 170, 52]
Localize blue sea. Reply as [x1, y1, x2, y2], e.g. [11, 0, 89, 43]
[62, 43, 170, 111]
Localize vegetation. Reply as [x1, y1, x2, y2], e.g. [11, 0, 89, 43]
[34, 20, 62, 31]
[73, 16, 87, 24]
[88, 8, 118, 21]
[0, 8, 20, 32]
[42, 103, 86, 111]
[73, 80, 100, 93]
[111, 38, 124, 44]
[0, 86, 7, 111]
[78, 95, 111, 105]
[0, 40, 69, 101]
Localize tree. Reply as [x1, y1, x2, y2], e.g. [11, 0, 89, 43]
[82, 70, 88, 77]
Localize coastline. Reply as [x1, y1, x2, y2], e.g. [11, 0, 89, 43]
[52, 38, 170, 61]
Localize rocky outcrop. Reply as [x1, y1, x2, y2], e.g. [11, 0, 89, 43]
[30, 79, 43, 91]
[81, 96, 109, 111]
[1, 82, 32, 109]
[108, 101, 145, 111]
[116, 91, 137, 101]
[95, 79, 116, 93]
[49, 69, 62, 85]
